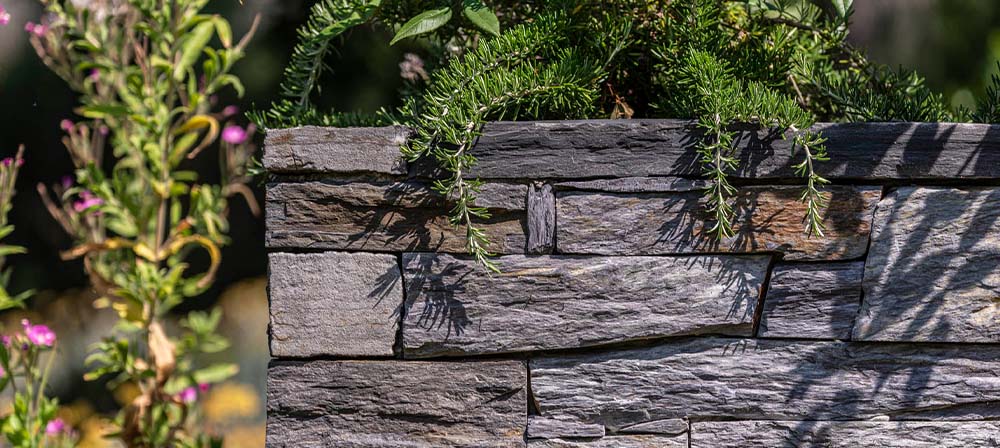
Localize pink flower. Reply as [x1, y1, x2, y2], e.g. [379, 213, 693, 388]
[222, 105, 239, 117]
[221, 125, 248, 145]
[45, 418, 65, 435]
[0, 6, 10, 26]
[60, 176, 73, 190]
[24, 22, 45, 37]
[60, 119, 74, 132]
[2, 336, 10, 346]
[198, 383, 210, 393]
[89, 69, 100, 81]
[1, 158, 12, 167]
[21, 319, 56, 347]
[72, 190, 103, 213]
[177, 386, 197, 403]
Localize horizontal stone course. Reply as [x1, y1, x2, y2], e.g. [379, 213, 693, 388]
[401, 253, 769, 357]
[858, 187, 1000, 342]
[266, 180, 527, 253]
[267, 360, 526, 447]
[691, 420, 1000, 447]
[557, 185, 879, 260]
[531, 337, 1000, 433]
[264, 125, 409, 174]
[759, 262, 863, 340]
[528, 435, 687, 447]
[268, 252, 401, 357]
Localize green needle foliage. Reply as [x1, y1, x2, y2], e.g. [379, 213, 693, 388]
[259, 0, 999, 269]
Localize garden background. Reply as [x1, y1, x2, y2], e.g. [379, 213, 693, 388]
[1, 0, 999, 446]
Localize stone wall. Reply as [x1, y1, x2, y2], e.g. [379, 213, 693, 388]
[264, 120, 1000, 447]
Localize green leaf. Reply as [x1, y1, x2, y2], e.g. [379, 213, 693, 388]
[390, 7, 453, 46]
[830, 0, 852, 19]
[211, 16, 232, 48]
[173, 21, 216, 81]
[78, 104, 129, 119]
[462, 0, 500, 36]
[193, 363, 239, 384]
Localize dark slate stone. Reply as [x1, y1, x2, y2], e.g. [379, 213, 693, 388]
[759, 262, 863, 340]
[531, 338, 1000, 432]
[528, 435, 687, 447]
[527, 183, 556, 254]
[553, 177, 708, 193]
[268, 252, 401, 357]
[401, 254, 769, 358]
[264, 126, 409, 174]
[468, 120, 1000, 180]
[266, 180, 527, 253]
[691, 420, 1000, 447]
[556, 186, 880, 260]
[857, 187, 1000, 342]
[267, 360, 526, 447]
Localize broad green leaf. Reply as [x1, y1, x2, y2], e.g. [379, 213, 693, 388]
[211, 16, 232, 48]
[390, 7, 453, 46]
[830, 0, 852, 20]
[78, 104, 129, 119]
[462, 0, 500, 36]
[173, 21, 215, 81]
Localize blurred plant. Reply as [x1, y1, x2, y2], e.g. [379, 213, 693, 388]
[26, 0, 259, 446]
[0, 319, 76, 448]
[0, 148, 32, 310]
[0, 4, 10, 26]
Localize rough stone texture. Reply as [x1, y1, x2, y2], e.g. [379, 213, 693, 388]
[528, 435, 688, 447]
[401, 254, 769, 357]
[557, 186, 879, 260]
[527, 183, 555, 254]
[619, 419, 689, 435]
[554, 177, 708, 193]
[267, 360, 527, 447]
[857, 187, 1000, 342]
[265, 126, 409, 174]
[266, 180, 527, 253]
[759, 262, 863, 340]
[528, 417, 605, 439]
[268, 252, 401, 357]
[531, 337, 1000, 432]
[470, 120, 1000, 180]
[691, 421, 1000, 447]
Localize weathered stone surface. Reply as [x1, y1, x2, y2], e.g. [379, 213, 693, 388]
[557, 186, 879, 260]
[531, 338, 1000, 432]
[619, 419, 689, 435]
[402, 254, 769, 357]
[265, 126, 409, 174]
[267, 180, 527, 253]
[759, 262, 863, 340]
[691, 420, 1000, 447]
[529, 435, 687, 447]
[857, 187, 1000, 342]
[469, 120, 1000, 180]
[267, 360, 526, 447]
[554, 177, 708, 193]
[528, 417, 605, 439]
[268, 252, 401, 357]
[527, 183, 555, 254]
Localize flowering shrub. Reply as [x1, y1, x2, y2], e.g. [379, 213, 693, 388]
[0, 320, 75, 448]
[21, 0, 259, 446]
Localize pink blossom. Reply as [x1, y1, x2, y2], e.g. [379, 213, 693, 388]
[222, 105, 239, 117]
[177, 386, 197, 403]
[198, 383, 210, 393]
[60, 119, 74, 132]
[89, 69, 99, 81]
[24, 22, 45, 37]
[45, 418, 65, 435]
[0, 6, 10, 26]
[21, 319, 56, 347]
[73, 190, 103, 213]
[2, 336, 10, 346]
[1, 158, 12, 167]
[221, 125, 248, 145]
[60, 176, 73, 190]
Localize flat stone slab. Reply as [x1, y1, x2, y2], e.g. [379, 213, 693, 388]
[531, 338, 1000, 432]
[469, 120, 1000, 180]
[857, 187, 1000, 342]
[557, 186, 880, 260]
[691, 420, 1000, 447]
[264, 126, 409, 174]
[267, 360, 526, 447]
[528, 435, 687, 447]
[401, 254, 769, 357]
[267, 180, 527, 253]
[268, 252, 401, 357]
[759, 262, 863, 340]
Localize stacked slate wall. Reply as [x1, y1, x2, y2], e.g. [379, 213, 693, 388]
[264, 120, 1000, 447]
